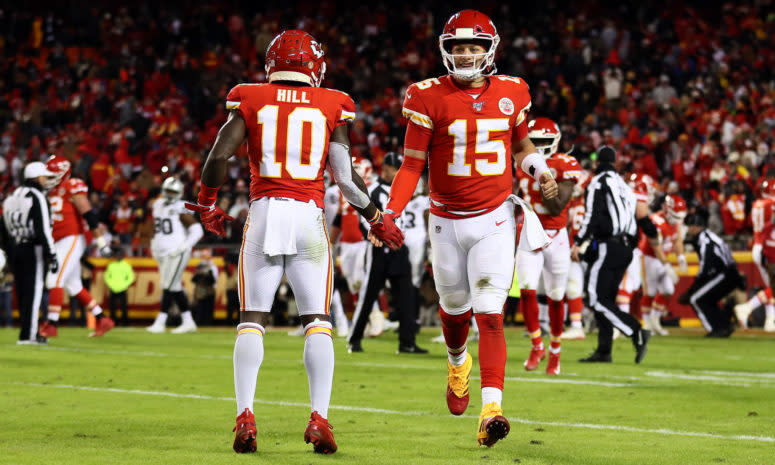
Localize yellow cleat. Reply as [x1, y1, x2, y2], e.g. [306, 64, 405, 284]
[477, 402, 510, 447]
[446, 352, 472, 415]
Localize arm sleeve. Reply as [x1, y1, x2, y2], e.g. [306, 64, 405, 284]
[386, 155, 425, 216]
[335, 93, 357, 128]
[327, 142, 371, 209]
[185, 223, 204, 248]
[637, 215, 658, 239]
[226, 85, 249, 123]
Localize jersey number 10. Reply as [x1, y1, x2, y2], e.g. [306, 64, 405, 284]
[257, 105, 326, 180]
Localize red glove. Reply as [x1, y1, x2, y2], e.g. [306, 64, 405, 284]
[185, 203, 235, 237]
[369, 211, 404, 250]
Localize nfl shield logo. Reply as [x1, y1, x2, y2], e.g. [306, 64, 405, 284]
[435, 226, 441, 233]
[473, 101, 484, 112]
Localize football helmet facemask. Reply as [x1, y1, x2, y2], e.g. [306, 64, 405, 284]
[439, 10, 499, 82]
[528, 117, 561, 159]
[161, 177, 184, 202]
[45, 155, 72, 190]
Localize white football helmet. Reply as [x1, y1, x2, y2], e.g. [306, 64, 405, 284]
[161, 177, 184, 202]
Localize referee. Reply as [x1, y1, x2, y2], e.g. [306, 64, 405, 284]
[347, 152, 426, 354]
[571, 147, 650, 363]
[678, 210, 742, 337]
[0, 162, 58, 344]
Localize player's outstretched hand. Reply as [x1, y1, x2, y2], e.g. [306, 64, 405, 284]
[185, 202, 234, 237]
[539, 172, 559, 199]
[369, 211, 404, 250]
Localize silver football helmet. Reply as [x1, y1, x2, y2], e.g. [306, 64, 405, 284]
[161, 177, 184, 202]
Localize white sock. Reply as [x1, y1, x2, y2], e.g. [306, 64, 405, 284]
[766, 305, 775, 319]
[651, 309, 662, 322]
[181, 310, 195, 325]
[90, 305, 103, 316]
[303, 321, 334, 419]
[152, 313, 168, 326]
[49, 311, 60, 322]
[618, 304, 630, 314]
[234, 323, 265, 415]
[748, 294, 764, 308]
[481, 387, 502, 407]
[447, 345, 468, 366]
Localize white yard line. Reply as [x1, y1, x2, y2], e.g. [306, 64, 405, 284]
[27, 346, 775, 389]
[7, 381, 774, 444]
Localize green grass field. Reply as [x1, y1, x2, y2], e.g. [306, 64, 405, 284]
[1, 326, 773, 465]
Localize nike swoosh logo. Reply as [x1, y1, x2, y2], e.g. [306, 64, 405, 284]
[496, 220, 506, 226]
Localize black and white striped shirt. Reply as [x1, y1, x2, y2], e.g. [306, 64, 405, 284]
[575, 166, 638, 243]
[695, 229, 735, 279]
[1, 184, 55, 253]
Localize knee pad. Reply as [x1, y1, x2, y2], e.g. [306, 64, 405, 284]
[472, 289, 508, 315]
[439, 289, 472, 315]
[547, 287, 565, 302]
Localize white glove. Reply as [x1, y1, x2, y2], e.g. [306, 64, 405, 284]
[665, 264, 679, 284]
[677, 254, 688, 274]
[94, 235, 111, 256]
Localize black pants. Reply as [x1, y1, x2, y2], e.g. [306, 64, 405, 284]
[687, 271, 739, 332]
[347, 244, 416, 347]
[9, 244, 45, 341]
[109, 291, 129, 326]
[194, 294, 215, 326]
[584, 238, 642, 354]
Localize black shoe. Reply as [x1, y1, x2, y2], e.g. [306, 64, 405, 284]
[397, 344, 428, 354]
[633, 329, 650, 364]
[578, 351, 612, 363]
[347, 341, 363, 353]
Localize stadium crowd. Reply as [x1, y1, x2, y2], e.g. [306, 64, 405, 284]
[1, 1, 774, 252]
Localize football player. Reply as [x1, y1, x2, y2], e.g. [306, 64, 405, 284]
[383, 10, 557, 447]
[562, 170, 590, 340]
[184, 30, 402, 455]
[146, 176, 204, 334]
[39, 155, 116, 339]
[616, 173, 661, 316]
[638, 194, 687, 335]
[735, 180, 775, 331]
[516, 117, 582, 375]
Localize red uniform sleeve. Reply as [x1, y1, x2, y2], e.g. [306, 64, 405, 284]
[557, 156, 583, 183]
[225, 85, 248, 122]
[335, 92, 356, 128]
[401, 84, 433, 152]
[68, 179, 89, 197]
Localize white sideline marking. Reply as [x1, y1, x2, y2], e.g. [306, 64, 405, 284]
[30, 346, 775, 389]
[8, 382, 775, 444]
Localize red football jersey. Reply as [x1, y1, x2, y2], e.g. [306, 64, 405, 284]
[639, 212, 678, 256]
[516, 153, 582, 230]
[226, 83, 356, 208]
[762, 221, 775, 262]
[49, 178, 88, 241]
[402, 75, 532, 218]
[567, 196, 585, 247]
[339, 197, 363, 243]
[752, 197, 775, 245]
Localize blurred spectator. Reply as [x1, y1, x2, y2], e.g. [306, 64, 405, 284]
[191, 249, 218, 326]
[0, 266, 13, 328]
[104, 248, 135, 326]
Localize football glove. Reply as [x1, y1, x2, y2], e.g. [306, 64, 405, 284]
[185, 203, 234, 237]
[368, 211, 404, 250]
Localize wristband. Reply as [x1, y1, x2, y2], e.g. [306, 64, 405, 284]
[521, 152, 551, 181]
[198, 183, 219, 206]
[367, 210, 383, 225]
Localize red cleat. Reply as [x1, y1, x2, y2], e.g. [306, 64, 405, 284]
[233, 408, 257, 453]
[89, 316, 115, 337]
[523, 346, 546, 371]
[304, 411, 337, 454]
[446, 352, 472, 415]
[477, 402, 510, 447]
[546, 352, 561, 376]
[39, 321, 58, 338]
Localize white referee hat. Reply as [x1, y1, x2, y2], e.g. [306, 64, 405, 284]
[24, 162, 54, 179]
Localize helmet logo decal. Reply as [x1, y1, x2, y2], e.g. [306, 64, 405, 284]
[310, 41, 324, 59]
[498, 97, 514, 115]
